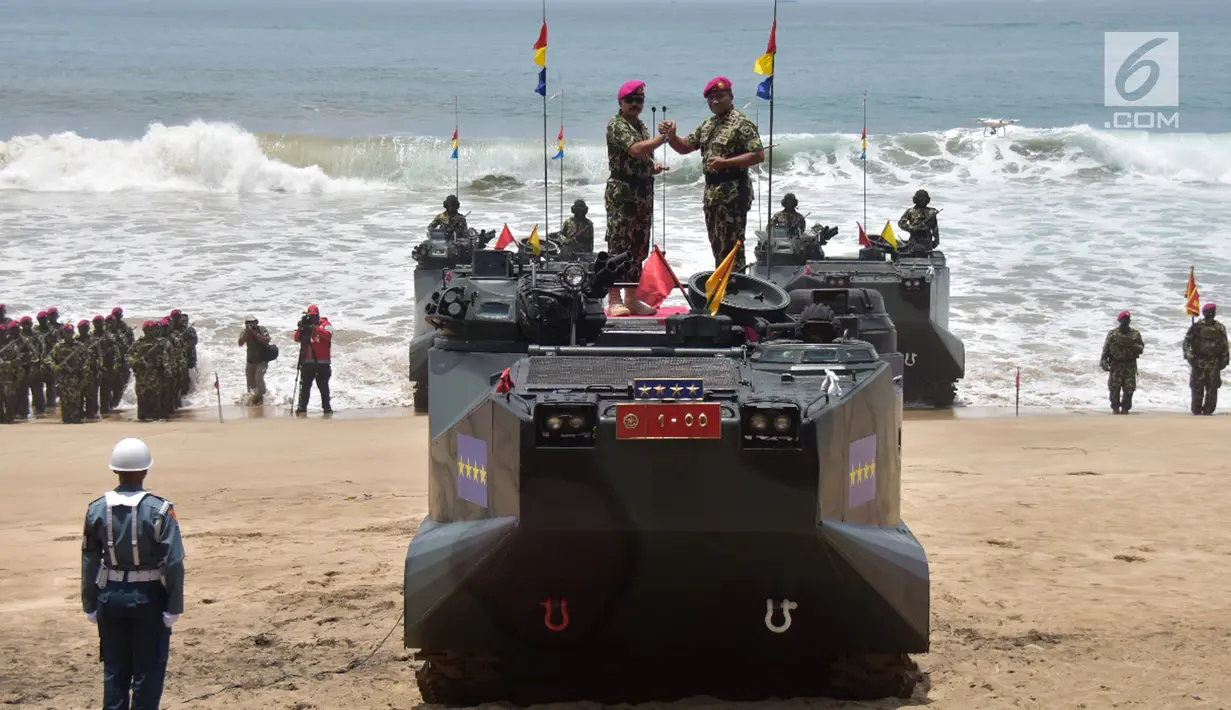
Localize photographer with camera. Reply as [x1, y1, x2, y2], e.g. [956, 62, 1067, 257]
[292, 305, 333, 415]
[237, 316, 275, 405]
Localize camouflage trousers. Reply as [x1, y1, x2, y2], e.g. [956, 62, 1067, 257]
[1190, 361, 1222, 415]
[110, 365, 130, 409]
[57, 380, 85, 423]
[0, 377, 15, 423]
[703, 180, 753, 271]
[135, 380, 163, 421]
[604, 178, 654, 279]
[1107, 364, 1137, 392]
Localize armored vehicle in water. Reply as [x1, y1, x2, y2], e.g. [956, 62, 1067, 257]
[409, 226, 498, 411]
[750, 224, 965, 407]
[402, 243, 930, 705]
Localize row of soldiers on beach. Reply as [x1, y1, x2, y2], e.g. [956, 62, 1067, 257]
[1100, 305, 1228, 415]
[0, 304, 199, 424]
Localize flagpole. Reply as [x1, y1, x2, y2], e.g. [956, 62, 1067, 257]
[755, 106, 762, 231]
[862, 90, 867, 245]
[764, 0, 777, 275]
[559, 89, 564, 233]
[540, 0, 549, 235]
[454, 96, 460, 197]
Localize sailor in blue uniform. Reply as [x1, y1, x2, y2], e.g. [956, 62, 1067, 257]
[81, 437, 185, 710]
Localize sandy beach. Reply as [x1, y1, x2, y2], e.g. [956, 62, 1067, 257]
[3, 410, 1230, 710]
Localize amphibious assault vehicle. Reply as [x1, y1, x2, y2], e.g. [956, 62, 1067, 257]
[402, 243, 930, 705]
[409, 226, 498, 411]
[750, 224, 965, 407]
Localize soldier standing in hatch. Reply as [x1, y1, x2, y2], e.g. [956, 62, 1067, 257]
[557, 199, 595, 256]
[427, 195, 469, 237]
[768, 193, 807, 237]
[82, 438, 185, 710]
[1099, 310, 1144, 414]
[605, 80, 667, 317]
[898, 189, 940, 255]
[1184, 302, 1229, 415]
[660, 76, 764, 272]
[50, 324, 87, 423]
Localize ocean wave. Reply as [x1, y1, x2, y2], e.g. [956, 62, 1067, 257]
[3, 120, 1231, 194]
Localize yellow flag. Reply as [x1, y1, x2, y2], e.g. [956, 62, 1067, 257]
[529, 223, 541, 256]
[753, 53, 774, 76]
[880, 221, 898, 250]
[704, 240, 742, 315]
[533, 47, 546, 68]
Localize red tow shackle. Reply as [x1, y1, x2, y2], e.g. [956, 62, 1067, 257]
[540, 597, 569, 631]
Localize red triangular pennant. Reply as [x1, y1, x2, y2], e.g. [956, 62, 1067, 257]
[495, 224, 514, 250]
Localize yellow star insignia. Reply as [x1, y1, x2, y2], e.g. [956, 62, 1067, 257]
[849, 469, 857, 485]
[458, 459, 465, 475]
[670, 385, 683, 396]
[686, 385, 699, 395]
[638, 386, 650, 395]
[478, 466, 487, 484]
[654, 385, 665, 394]
[868, 462, 875, 479]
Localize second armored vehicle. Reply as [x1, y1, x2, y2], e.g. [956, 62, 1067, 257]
[750, 225, 965, 407]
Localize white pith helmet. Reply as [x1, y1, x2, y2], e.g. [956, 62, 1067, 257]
[110, 438, 153, 472]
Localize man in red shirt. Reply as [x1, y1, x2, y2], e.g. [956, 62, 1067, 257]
[293, 305, 333, 414]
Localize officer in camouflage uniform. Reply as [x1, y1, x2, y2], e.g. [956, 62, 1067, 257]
[151, 318, 179, 415]
[50, 324, 88, 424]
[768, 193, 807, 237]
[92, 316, 120, 415]
[1099, 310, 1144, 414]
[557, 199, 595, 257]
[110, 308, 135, 409]
[77, 318, 103, 419]
[898, 189, 940, 256]
[37, 311, 60, 408]
[81, 438, 185, 710]
[0, 323, 20, 423]
[9, 317, 35, 419]
[19, 316, 48, 416]
[605, 80, 667, 317]
[427, 195, 469, 237]
[129, 321, 170, 421]
[175, 311, 198, 398]
[661, 76, 765, 272]
[1183, 302, 1229, 415]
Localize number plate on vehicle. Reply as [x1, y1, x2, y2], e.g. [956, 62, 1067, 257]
[615, 403, 722, 440]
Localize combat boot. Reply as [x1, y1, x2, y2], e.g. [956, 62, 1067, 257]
[624, 287, 657, 316]
[1203, 387, 1218, 415]
[1109, 387, 1121, 414]
[1191, 386, 1203, 415]
[1121, 390, 1133, 413]
[607, 289, 630, 318]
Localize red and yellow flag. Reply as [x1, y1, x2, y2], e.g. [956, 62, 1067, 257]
[1185, 265, 1200, 316]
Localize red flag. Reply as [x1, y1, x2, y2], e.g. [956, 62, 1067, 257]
[1015, 368, 1020, 388]
[632, 247, 683, 309]
[533, 22, 547, 50]
[1185, 266, 1200, 316]
[765, 21, 776, 54]
[857, 221, 870, 247]
[495, 367, 515, 394]
[495, 224, 514, 250]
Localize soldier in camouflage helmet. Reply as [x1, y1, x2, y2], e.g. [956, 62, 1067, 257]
[769, 193, 807, 237]
[557, 199, 595, 257]
[605, 80, 667, 317]
[1099, 310, 1144, 414]
[898, 189, 940, 255]
[660, 76, 765, 272]
[1183, 302, 1229, 415]
[427, 195, 469, 238]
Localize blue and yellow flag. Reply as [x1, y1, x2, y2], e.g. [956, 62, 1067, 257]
[529, 223, 541, 256]
[753, 21, 775, 101]
[552, 125, 563, 160]
[533, 22, 547, 96]
[705, 240, 742, 315]
[450, 127, 458, 160]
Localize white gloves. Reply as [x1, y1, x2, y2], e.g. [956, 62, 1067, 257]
[162, 612, 180, 628]
[86, 611, 97, 624]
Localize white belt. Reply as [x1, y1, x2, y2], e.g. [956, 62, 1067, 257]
[106, 569, 161, 583]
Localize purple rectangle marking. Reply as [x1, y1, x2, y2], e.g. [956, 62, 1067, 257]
[847, 434, 877, 509]
[456, 433, 488, 508]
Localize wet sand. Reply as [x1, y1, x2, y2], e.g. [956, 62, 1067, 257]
[2, 412, 1230, 709]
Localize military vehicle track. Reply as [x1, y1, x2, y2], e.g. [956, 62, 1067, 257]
[414, 649, 924, 706]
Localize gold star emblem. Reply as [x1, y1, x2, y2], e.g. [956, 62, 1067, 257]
[638, 386, 650, 395]
[458, 459, 465, 475]
[478, 466, 487, 484]
[868, 462, 875, 479]
[670, 385, 683, 396]
[849, 470, 857, 485]
[686, 385, 699, 395]
[654, 385, 665, 394]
